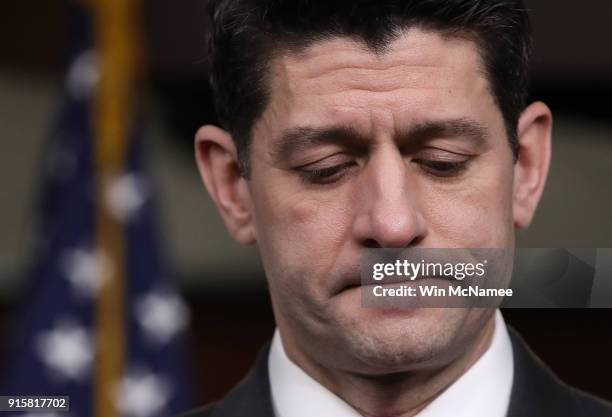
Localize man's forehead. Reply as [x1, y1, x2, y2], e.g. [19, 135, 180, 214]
[254, 28, 493, 142]
[269, 28, 485, 93]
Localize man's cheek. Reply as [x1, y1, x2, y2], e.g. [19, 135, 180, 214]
[424, 183, 512, 246]
[262, 194, 343, 260]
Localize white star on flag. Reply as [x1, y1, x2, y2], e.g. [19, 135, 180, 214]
[104, 173, 149, 223]
[134, 290, 189, 346]
[66, 49, 99, 100]
[35, 319, 94, 381]
[116, 368, 171, 417]
[61, 248, 111, 299]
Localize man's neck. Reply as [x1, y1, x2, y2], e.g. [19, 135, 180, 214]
[279, 316, 496, 417]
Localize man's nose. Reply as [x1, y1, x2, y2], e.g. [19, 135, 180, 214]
[352, 146, 427, 248]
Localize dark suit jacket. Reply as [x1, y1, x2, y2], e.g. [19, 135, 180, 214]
[180, 329, 612, 417]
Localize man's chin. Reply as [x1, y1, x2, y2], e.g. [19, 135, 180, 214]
[325, 292, 476, 373]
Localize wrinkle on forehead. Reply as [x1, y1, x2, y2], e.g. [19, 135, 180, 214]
[276, 28, 484, 92]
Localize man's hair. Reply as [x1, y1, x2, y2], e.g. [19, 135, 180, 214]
[208, 0, 532, 176]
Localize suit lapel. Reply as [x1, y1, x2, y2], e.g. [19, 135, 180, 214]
[209, 344, 275, 417]
[506, 328, 579, 417]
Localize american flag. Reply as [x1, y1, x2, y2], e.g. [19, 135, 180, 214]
[1, 2, 194, 417]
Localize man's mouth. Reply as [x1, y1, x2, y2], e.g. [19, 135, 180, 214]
[335, 275, 454, 296]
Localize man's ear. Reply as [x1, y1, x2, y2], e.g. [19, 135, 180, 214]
[513, 102, 553, 229]
[195, 125, 256, 244]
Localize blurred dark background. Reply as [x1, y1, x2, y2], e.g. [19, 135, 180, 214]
[0, 0, 611, 406]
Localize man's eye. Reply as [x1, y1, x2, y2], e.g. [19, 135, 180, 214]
[413, 159, 469, 177]
[297, 161, 356, 184]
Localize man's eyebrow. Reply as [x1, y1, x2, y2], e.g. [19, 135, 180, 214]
[271, 118, 489, 162]
[270, 125, 370, 162]
[400, 118, 489, 149]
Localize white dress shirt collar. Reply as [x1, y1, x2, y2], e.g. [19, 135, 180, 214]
[269, 310, 514, 417]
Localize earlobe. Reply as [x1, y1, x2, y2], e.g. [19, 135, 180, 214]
[195, 125, 257, 244]
[513, 102, 553, 229]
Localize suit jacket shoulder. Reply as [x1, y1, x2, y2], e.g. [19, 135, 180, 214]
[176, 344, 275, 417]
[506, 328, 612, 417]
[178, 330, 612, 417]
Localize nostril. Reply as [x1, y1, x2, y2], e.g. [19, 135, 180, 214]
[363, 238, 380, 248]
[362, 234, 425, 249]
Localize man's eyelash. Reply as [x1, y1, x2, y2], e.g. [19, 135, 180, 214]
[296, 157, 468, 185]
[298, 161, 355, 184]
[414, 159, 469, 177]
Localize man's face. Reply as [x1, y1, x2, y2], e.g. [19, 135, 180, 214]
[244, 29, 515, 373]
